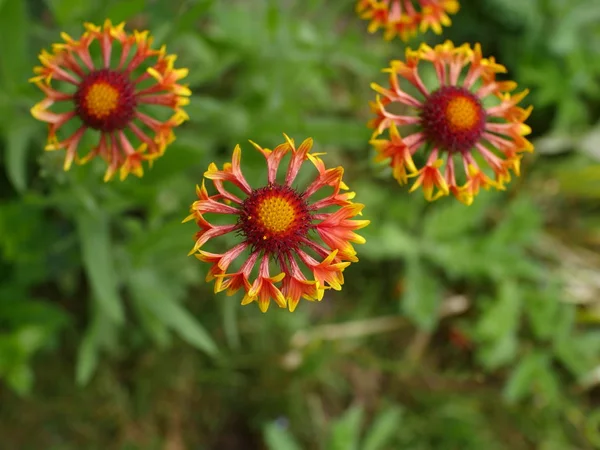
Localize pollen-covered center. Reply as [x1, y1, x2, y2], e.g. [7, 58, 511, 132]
[446, 96, 479, 131]
[240, 183, 312, 255]
[74, 69, 137, 132]
[85, 83, 119, 118]
[421, 85, 486, 153]
[257, 196, 297, 234]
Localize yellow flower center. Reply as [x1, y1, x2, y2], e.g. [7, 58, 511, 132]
[84, 82, 120, 119]
[421, 86, 486, 152]
[257, 196, 297, 235]
[240, 183, 311, 254]
[74, 69, 137, 132]
[445, 96, 480, 131]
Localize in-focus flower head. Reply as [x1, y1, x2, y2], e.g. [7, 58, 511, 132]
[184, 136, 370, 313]
[356, 0, 459, 41]
[30, 19, 190, 181]
[369, 41, 533, 205]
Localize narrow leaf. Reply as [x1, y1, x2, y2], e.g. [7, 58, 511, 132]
[128, 269, 218, 356]
[76, 309, 118, 385]
[46, 0, 95, 26]
[4, 121, 34, 192]
[6, 363, 33, 396]
[104, 0, 147, 23]
[263, 421, 303, 450]
[326, 405, 364, 450]
[75, 322, 100, 385]
[362, 406, 403, 450]
[76, 212, 124, 324]
[402, 256, 442, 330]
[503, 352, 546, 404]
[0, 0, 28, 91]
[176, 0, 215, 31]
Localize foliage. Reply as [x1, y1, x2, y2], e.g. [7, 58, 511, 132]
[1, 0, 600, 448]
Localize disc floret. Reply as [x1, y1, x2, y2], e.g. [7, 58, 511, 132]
[74, 69, 137, 132]
[421, 85, 486, 152]
[239, 183, 312, 256]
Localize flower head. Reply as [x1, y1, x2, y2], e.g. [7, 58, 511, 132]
[356, 0, 459, 41]
[369, 41, 533, 205]
[30, 19, 190, 181]
[184, 136, 369, 313]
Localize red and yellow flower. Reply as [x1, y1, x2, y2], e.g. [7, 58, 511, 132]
[369, 41, 533, 205]
[356, 0, 459, 41]
[184, 135, 370, 313]
[30, 19, 190, 181]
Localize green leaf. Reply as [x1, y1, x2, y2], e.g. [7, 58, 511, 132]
[266, 1, 281, 35]
[305, 117, 371, 148]
[75, 324, 100, 386]
[14, 326, 48, 355]
[421, 198, 488, 242]
[263, 421, 303, 450]
[554, 329, 600, 377]
[490, 197, 541, 247]
[45, 0, 96, 25]
[475, 281, 521, 369]
[557, 164, 600, 198]
[326, 405, 364, 450]
[147, 295, 218, 356]
[4, 120, 35, 193]
[549, 306, 596, 375]
[476, 281, 520, 341]
[170, 35, 218, 86]
[128, 269, 218, 356]
[585, 409, 600, 448]
[551, 1, 600, 55]
[76, 309, 119, 385]
[76, 212, 124, 324]
[6, 363, 33, 396]
[503, 352, 548, 404]
[0, 0, 28, 91]
[483, 334, 518, 370]
[360, 222, 418, 260]
[130, 294, 172, 348]
[362, 406, 403, 450]
[221, 296, 241, 350]
[0, 298, 68, 331]
[423, 239, 487, 280]
[402, 256, 442, 330]
[523, 288, 561, 340]
[103, 0, 146, 23]
[176, 0, 215, 31]
[534, 362, 562, 408]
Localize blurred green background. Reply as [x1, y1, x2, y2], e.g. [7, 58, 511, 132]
[2, 0, 600, 448]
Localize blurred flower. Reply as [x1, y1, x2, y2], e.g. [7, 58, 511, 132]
[369, 41, 533, 204]
[30, 19, 190, 181]
[356, 0, 459, 41]
[184, 136, 370, 313]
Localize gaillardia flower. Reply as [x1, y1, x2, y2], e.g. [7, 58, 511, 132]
[30, 19, 190, 181]
[369, 41, 533, 205]
[184, 135, 369, 313]
[356, 0, 459, 41]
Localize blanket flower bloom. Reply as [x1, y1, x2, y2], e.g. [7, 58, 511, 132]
[356, 0, 459, 41]
[184, 135, 370, 313]
[369, 41, 533, 205]
[30, 19, 190, 181]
